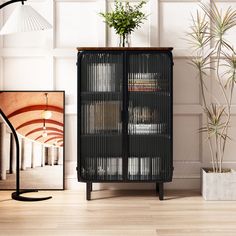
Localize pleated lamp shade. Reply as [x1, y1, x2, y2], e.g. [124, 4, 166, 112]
[0, 5, 52, 35]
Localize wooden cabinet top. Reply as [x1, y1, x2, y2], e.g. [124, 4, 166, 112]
[77, 47, 173, 51]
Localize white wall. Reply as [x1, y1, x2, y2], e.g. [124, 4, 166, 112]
[1, 0, 236, 190]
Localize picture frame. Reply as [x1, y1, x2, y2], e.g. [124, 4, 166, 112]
[0, 91, 65, 190]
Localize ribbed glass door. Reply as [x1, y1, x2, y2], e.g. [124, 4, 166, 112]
[127, 52, 172, 181]
[79, 52, 123, 181]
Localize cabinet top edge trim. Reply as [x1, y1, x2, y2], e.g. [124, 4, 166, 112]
[77, 47, 173, 51]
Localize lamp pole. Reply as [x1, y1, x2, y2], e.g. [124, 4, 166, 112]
[0, 0, 26, 9]
[0, 108, 52, 201]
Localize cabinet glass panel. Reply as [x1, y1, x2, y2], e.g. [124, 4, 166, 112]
[127, 53, 172, 181]
[79, 52, 123, 181]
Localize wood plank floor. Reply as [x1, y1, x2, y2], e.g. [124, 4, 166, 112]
[1, 190, 236, 236]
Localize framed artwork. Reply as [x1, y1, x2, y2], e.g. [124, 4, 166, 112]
[0, 91, 65, 190]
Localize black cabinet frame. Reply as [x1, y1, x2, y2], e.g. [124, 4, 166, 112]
[77, 48, 173, 200]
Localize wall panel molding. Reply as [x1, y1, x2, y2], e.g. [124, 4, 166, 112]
[1, 0, 236, 190]
[65, 105, 77, 115]
[46, 56, 55, 90]
[173, 105, 202, 114]
[97, 0, 107, 46]
[149, 0, 159, 46]
[54, 0, 99, 49]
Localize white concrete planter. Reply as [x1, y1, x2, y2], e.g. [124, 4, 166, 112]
[201, 168, 236, 200]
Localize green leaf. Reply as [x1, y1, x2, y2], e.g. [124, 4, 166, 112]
[99, 0, 148, 36]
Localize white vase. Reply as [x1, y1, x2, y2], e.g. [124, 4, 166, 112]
[201, 168, 236, 200]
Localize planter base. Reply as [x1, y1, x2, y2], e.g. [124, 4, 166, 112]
[202, 168, 236, 200]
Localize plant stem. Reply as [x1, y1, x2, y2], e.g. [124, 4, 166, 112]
[215, 43, 231, 172]
[221, 77, 234, 170]
[199, 66, 216, 172]
[215, 133, 219, 172]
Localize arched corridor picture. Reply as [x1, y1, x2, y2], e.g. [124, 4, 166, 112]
[0, 91, 64, 189]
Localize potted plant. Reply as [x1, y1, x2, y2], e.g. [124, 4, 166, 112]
[187, 1, 236, 200]
[99, 0, 147, 47]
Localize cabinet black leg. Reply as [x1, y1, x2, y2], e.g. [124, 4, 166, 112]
[156, 182, 159, 195]
[158, 182, 164, 200]
[86, 182, 92, 200]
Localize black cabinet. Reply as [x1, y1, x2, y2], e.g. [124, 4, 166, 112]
[77, 47, 173, 200]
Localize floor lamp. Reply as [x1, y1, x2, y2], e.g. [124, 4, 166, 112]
[0, 0, 52, 201]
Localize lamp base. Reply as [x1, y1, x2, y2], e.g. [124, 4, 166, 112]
[12, 190, 52, 201]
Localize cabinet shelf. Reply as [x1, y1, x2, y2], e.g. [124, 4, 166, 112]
[129, 133, 170, 138]
[81, 133, 121, 137]
[129, 91, 170, 96]
[81, 92, 122, 101]
[128, 123, 168, 135]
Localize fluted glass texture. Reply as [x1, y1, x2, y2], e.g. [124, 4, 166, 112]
[79, 53, 123, 181]
[127, 53, 172, 181]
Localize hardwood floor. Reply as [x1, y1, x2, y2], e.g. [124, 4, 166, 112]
[0, 190, 236, 236]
